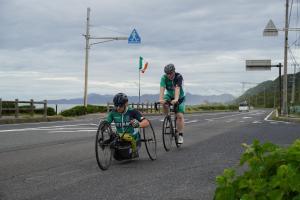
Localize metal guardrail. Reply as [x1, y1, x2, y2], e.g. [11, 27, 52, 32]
[0, 99, 48, 119]
[106, 102, 162, 114]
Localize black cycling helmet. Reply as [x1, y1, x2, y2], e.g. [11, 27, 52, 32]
[113, 93, 128, 107]
[164, 63, 175, 74]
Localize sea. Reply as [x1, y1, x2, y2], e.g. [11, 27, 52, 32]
[46, 104, 106, 114]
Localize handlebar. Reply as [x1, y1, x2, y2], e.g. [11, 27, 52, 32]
[154, 101, 179, 112]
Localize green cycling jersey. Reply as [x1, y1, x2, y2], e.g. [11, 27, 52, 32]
[106, 107, 144, 140]
[160, 72, 185, 100]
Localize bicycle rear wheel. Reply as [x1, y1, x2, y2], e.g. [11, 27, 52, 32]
[95, 121, 113, 170]
[162, 115, 174, 151]
[142, 120, 157, 160]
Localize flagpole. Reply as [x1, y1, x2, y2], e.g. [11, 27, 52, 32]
[139, 67, 141, 106]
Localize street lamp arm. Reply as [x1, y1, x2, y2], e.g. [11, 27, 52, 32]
[265, 28, 300, 32]
[90, 39, 115, 46]
[90, 36, 128, 40]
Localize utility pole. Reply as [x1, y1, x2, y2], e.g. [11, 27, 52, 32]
[282, 0, 289, 115]
[83, 8, 91, 108]
[82, 8, 129, 109]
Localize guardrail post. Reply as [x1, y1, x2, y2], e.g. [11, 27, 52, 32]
[0, 98, 2, 118]
[107, 102, 109, 113]
[30, 99, 34, 117]
[146, 103, 149, 113]
[43, 100, 47, 118]
[141, 103, 144, 113]
[150, 103, 153, 113]
[15, 99, 19, 118]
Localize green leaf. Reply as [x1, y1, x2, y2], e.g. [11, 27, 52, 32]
[267, 189, 284, 200]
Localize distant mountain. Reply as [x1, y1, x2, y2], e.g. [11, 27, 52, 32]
[48, 93, 235, 105]
[236, 72, 300, 107]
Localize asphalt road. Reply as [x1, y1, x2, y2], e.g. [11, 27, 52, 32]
[0, 109, 299, 200]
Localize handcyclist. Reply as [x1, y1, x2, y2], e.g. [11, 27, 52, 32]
[105, 92, 149, 158]
[159, 63, 186, 144]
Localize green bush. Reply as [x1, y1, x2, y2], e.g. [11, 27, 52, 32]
[34, 107, 56, 116]
[61, 105, 106, 117]
[186, 104, 238, 112]
[214, 139, 300, 200]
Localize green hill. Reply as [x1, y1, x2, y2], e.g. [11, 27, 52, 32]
[236, 72, 300, 108]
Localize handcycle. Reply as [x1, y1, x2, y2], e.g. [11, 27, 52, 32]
[155, 101, 181, 151]
[95, 119, 157, 170]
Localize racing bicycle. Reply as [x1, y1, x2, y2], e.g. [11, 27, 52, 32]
[155, 101, 181, 151]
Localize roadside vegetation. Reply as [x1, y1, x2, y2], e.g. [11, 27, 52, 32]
[214, 139, 300, 200]
[59, 103, 239, 117]
[186, 104, 238, 112]
[60, 104, 107, 117]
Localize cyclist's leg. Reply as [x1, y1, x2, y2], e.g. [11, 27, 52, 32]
[122, 133, 137, 153]
[163, 94, 172, 114]
[176, 102, 185, 134]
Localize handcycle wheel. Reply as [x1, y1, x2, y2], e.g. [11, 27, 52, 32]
[95, 121, 113, 170]
[162, 115, 173, 151]
[142, 120, 157, 160]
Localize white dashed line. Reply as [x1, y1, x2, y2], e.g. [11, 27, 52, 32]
[243, 117, 252, 119]
[252, 121, 262, 124]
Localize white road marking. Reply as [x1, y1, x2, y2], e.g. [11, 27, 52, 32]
[264, 110, 291, 124]
[253, 121, 262, 124]
[242, 117, 252, 119]
[185, 120, 198, 124]
[0, 123, 97, 133]
[49, 130, 96, 133]
[205, 112, 248, 121]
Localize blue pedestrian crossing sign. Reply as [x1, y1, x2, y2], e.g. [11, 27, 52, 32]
[128, 29, 141, 44]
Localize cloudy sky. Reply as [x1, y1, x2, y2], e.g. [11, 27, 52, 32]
[1, 0, 300, 101]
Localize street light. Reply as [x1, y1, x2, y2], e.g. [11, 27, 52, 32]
[82, 8, 128, 108]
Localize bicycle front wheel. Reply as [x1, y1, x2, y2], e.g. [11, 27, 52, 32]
[95, 121, 113, 170]
[162, 115, 173, 151]
[142, 120, 157, 160]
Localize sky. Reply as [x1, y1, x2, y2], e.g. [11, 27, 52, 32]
[1, 0, 300, 101]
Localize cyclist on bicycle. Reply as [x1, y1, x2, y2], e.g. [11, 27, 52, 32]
[106, 93, 149, 158]
[159, 63, 185, 144]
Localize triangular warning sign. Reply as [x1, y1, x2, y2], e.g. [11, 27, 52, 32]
[263, 19, 278, 36]
[128, 29, 141, 44]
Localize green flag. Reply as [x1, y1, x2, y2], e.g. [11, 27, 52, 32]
[139, 56, 143, 69]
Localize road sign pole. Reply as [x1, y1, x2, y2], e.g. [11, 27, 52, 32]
[279, 63, 282, 114]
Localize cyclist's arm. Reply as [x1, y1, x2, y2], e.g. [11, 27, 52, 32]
[139, 118, 149, 128]
[105, 112, 113, 124]
[131, 110, 149, 128]
[174, 86, 180, 102]
[173, 73, 183, 102]
[159, 87, 165, 102]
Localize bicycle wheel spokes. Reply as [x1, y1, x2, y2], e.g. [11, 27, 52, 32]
[95, 121, 113, 170]
[162, 116, 173, 151]
[143, 121, 157, 160]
